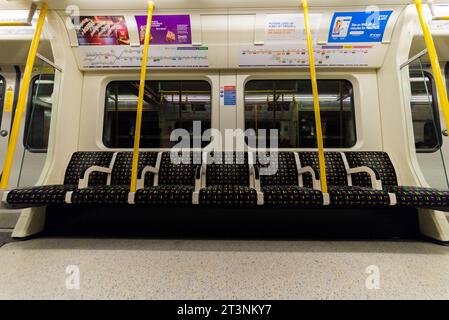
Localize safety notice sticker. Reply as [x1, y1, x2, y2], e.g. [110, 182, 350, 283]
[328, 11, 393, 43]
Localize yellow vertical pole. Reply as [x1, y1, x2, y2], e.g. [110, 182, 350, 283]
[302, 0, 328, 193]
[0, 3, 48, 189]
[130, 1, 155, 193]
[414, 0, 449, 131]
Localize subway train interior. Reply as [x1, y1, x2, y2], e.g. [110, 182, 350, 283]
[1, 0, 449, 300]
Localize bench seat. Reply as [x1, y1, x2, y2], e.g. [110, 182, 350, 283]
[135, 185, 194, 207]
[6, 185, 77, 206]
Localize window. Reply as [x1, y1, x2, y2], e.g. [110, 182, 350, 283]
[0, 76, 5, 125]
[244, 80, 356, 148]
[409, 71, 442, 153]
[104, 80, 212, 148]
[24, 74, 55, 152]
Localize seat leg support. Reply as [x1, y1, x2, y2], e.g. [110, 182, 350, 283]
[419, 209, 449, 242]
[12, 207, 46, 239]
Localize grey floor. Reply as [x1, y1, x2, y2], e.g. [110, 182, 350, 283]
[0, 237, 448, 300]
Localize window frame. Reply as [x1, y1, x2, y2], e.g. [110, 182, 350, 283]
[243, 78, 357, 149]
[23, 74, 55, 153]
[409, 70, 443, 154]
[102, 79, 213, 149]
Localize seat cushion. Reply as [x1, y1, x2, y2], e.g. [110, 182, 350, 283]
[199, 185, 257, 207]
[344, 152, 399, 187]
[64, 152, 114, 186]
[328, 186, 391, 207]
[297, 152, 348, 188]
[205, 152, 250, 187]
[134, 185, 194, 207]
[263, 185, 323, 208]
[158, 152, 199, 186]
[70, 185, 130, 205]
[386, 186, 449, 208]
[6, 185, 76, 206]
[258, 152, 299, 187]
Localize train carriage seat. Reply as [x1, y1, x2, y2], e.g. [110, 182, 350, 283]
[68, 152, 158, 205]
[4, 151, 115, 207]
[297, 152, 391, 208]
[133, 152, 200, 207]
[257, 152, 323, 208]
[195, 152, 260, 208]
[345, 152, 449, 210]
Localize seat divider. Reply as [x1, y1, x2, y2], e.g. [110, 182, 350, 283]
[340, 152, 383, 191]
[192, 163, 207, 205]
[129, 152, 163, 205]
[153, 152, 163, 187]
[294, 152, 321, 190]
[65, 191, 73, 204]
[249, 152, 264, 206]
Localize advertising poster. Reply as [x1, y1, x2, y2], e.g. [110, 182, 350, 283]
[135, 15, 192, 45]
[328, 11, 393, 43]
[265, 14, 322, 42]
[73, 16, 130, 46]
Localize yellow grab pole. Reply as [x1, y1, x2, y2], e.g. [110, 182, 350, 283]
[0, 22, 31, 27]
[130, 1, 155, 193]
[0, 3, 48, 189]
[302, 0, 328, 193]
[414, 0, 449, 133]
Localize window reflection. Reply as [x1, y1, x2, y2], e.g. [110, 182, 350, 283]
[104, 81, 212, 148]
[244, 80, 356, 148]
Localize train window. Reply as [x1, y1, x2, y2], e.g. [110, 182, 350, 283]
[103, 80, 212, 148]
[0, 76, 5, 125]
[409, 72, 442, 153]
[24, 74, 55, 153]
[244, 80, 356, 148]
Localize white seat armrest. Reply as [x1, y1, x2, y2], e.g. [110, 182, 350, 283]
[78, 166, 112, 189]
[298, 166, 322, 190]
[346, 166, 383, 191]
[340, 152, 383, 191]
[2, 191, 9, 204]
[136, 166, 159, 190]
[250, 165, 264, 205]
[193, 164, 207, 205]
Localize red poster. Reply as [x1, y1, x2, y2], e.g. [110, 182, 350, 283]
[73, 16, 130, 46]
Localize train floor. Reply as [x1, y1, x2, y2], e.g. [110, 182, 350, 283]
[0, 237, 448, 299]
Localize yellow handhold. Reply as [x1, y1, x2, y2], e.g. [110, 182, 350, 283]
[4, 87, 14, 113]
[302, 0, 328, 193]
[414, 0, 449, 137]
[130, 1, 155, 193]
[0, 3, 48, 189]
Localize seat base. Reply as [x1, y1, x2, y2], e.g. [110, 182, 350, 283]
[44, 205, 421, 239]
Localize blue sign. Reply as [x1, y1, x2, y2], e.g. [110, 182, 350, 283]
[223, 86, 236, 106]
[328, 11, 393, 43]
